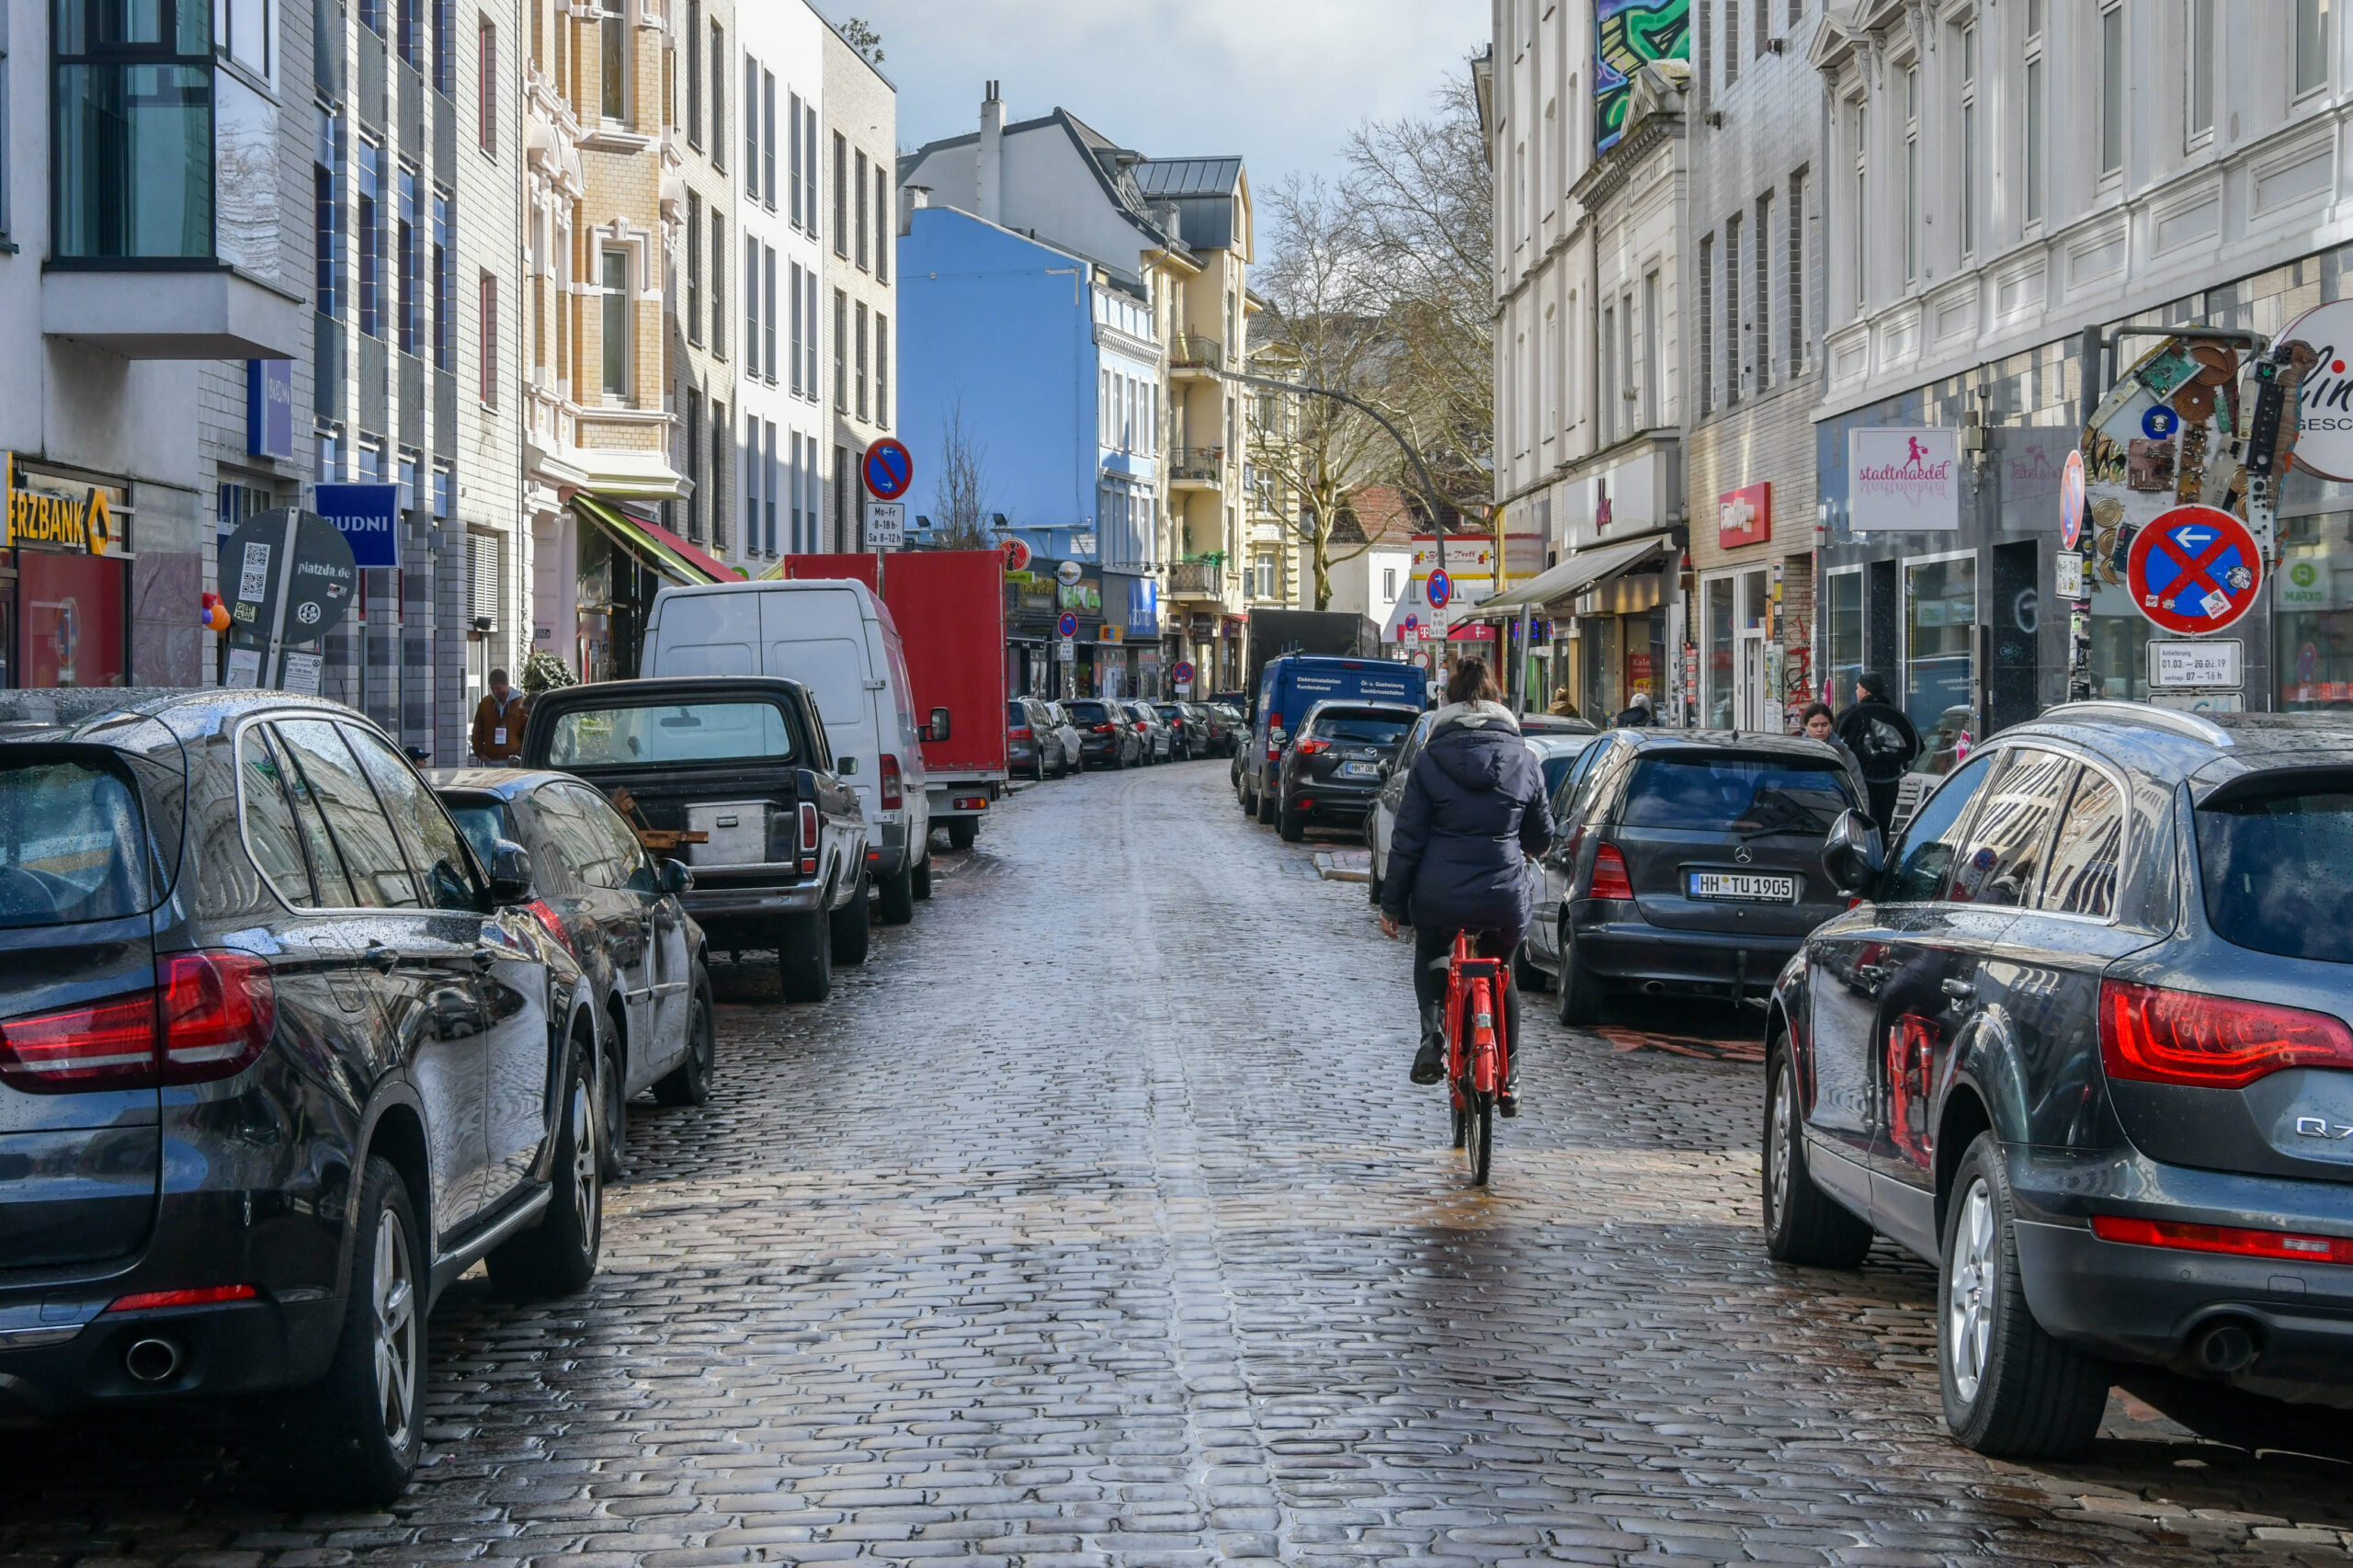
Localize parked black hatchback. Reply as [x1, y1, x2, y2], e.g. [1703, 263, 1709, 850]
[0, 690, 598, 1502]
[1768, 704, 2353, 1459]
[1533, 729, 1861, 1021]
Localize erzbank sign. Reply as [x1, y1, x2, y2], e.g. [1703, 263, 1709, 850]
[313, 483, 401, 568]
[4, 454, 116, 554]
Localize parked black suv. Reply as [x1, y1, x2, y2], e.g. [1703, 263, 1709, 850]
[0, 690, 598, 1501]
[1532, 729, 1862, 1021]
[1274, 700, 1421, 842]
[523, 678, 868, 1006]
[1768, 704, 2353, 1458]
[1065, 699, 1142, 769]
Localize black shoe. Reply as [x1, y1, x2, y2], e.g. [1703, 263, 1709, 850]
[1497, 1089, 1520, 1118]
[1410, 1036, 1445, 1085]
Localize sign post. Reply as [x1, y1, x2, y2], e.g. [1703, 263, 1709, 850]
[222, 507, 358, 692]
[861, 437, 914, 594]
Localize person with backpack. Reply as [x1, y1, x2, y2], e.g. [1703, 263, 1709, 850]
[1835, 673, 1921, 829]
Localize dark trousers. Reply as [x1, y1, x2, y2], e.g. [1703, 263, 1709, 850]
[1413, 926, 1522, 1085]
[1865, 777, 1902, 832]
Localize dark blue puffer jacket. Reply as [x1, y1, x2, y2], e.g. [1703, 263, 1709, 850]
[1381, 703, 1555, 944]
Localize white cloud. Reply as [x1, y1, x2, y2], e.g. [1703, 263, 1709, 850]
[822, 0, 1485, 183]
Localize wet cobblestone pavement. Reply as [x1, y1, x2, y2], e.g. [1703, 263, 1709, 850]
[8, 759, 2353, 1563]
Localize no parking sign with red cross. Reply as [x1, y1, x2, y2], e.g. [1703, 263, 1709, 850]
[2124, 505, 2264, 636]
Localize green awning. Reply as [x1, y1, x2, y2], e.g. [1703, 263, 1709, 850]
[572, 496, 724, 586]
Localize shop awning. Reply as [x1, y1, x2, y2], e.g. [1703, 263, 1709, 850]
[572, 496, 740, 585]
[1469, 529, 1677, 618]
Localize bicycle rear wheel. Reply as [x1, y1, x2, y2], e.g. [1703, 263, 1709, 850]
[1464, 1092, 1494, 1186]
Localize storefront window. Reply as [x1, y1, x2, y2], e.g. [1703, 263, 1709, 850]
[1826, 569, 1864, 706]
[19, 552, 127, 688]
[2277, 511, 2353, 711]
[1704, 577, 1735, 727]
[1905, 555, 1975, 762]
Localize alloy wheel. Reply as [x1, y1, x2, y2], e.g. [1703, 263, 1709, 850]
[570, 1078, 603, 1256]
[1768, 1064, 1796, 1227]
[372, 1210, 418, 1450]
[1948, 1176, 1996, 1403]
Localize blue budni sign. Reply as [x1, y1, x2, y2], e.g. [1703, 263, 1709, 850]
[313, 483, 402, 568]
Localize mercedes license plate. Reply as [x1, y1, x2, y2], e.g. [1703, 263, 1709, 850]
[1689, 870, 1797, 903]
[1337, 762, 1378, 778]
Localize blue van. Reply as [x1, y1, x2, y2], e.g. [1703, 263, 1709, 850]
[1238, 655, 1426, 824]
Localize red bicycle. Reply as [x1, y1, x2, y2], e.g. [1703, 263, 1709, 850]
[1441, 932, 1511, 1186]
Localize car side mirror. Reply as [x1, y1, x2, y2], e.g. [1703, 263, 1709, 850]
[1821, 809, 1887, 896]
[486, 839, 536, 905]
[659, 858, 693, 897]
[923, 706, 951, 743]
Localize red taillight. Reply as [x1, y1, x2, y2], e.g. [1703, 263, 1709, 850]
[2092, 1214, 2353, 1266]
[1008, 726, 1034, 740]
[105, 1283, 258, 1313]
[798, 802, 820, 874]
[1094, 723, 1116, 734]
[1587, 844, 1634, 902]
[157, 951, 276, 1085]
[880, 753, 904, 810]
[2097, 980, 2353, 1090]
[1295, 738, 1330, 755]
[0, 950, 275, 1094]
[1133, 721, 1149, 732]
[526, 899, 575, 955]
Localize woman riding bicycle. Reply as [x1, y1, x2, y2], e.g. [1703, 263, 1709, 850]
[1378, 658, 1554, 1111]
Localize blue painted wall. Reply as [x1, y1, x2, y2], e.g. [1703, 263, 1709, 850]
[896, 208, 1099, 562]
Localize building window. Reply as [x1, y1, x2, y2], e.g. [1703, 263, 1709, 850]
[833, 131, 847, 256]
[396, 0, 419, 66]
[805, 267, 817, 391]
[762, 71, 776, 209]
[315, 108, 344, 319]
[685, 390, 702, 541]
[599, 0, 624, 121]
[1753, 196, 1772, 385]
[685, 190, 701, 344]
[432, 190, 451, 368]
[685, 0, 700, 145]
[1959, 24, 1976, 256]
[2299, 0, 2331, 97]
[743, 234, 759, 376]
[710, 210, 725, 358]
[709, 22, 723, 170]
[433, 0, 452, 93]
[1849, 100, 1867, 311]
[2099, 6, 2123, 176]
[743, 417, 761, 558]
[875, 164, 890, 284]
[789, 92, 801, 227]
[397, 165, 420, 355]
[1694, 237, 1711, 417]
[744, 56, 758, 198]
[763, 244, 776, 384]
[1902, 64, 1918, 283]
[600, 247, 628, 398]
[1642, 269, 1661, 426]
[2024, 6, 2044, 225]
[833, 289, 847, 411]
[2188, 0, 2213, 142]
[876, 312, 888, 428]
[1723, 0, 1739, 86]
[834, 444, 849, 552]
[1382, 566, 1398, 600]
[358, 141, 383, 336]
[855, 301, 869, 420]
[478, 268, 498, 406]
[804, 103, 818, 241]
[764, 419, 778, 552]
[789, 262, 802, 394]
[710, 401, 729, 550]
[476, 14, 495, 153]
[855, 148, 870, 270]
[1786, 169, 1804, 373]
[1722, 212, 1741, 406]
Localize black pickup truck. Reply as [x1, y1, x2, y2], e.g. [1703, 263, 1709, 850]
[521, 677, 870, 1003]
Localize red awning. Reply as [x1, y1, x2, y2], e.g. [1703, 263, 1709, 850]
[637, 512, 744, 582]
[1446, 621, 1497, 642]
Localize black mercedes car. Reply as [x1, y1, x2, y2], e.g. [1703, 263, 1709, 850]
[1273, 699, 1421, 843]
[1533, 729, 1863, 1021]
[0, 689, 598, 1502]
[433, 768, 716, 1178]
[1768, 704, 2353, 1459]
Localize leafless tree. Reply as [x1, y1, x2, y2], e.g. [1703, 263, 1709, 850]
[932, 401, 993, 550]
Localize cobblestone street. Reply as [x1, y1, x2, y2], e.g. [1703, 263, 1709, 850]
[9, 760, 2353, 1564]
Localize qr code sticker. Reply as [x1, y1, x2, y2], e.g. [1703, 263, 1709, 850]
[238, 542, 272, 601]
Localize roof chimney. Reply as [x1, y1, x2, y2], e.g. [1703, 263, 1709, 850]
[900, 183, 928, 237]
[977, 81, 1004, 225]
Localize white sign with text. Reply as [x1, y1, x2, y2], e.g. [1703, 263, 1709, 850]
[1848, 428, 1961, 532]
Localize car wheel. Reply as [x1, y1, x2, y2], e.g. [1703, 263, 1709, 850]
[653, 969, 715, 1107]
[876, 862, 916, 926]
[830, 874, 872, 965]
[1239, 778, 1256, 815]
[597, 1032, 626, 1181]
[1554, 916, 1603, 1026]
[267, 1154, 424, 1503]
[779, 911, 833, 1003]
[487, 1048, 602, 1299]
[1938, 1132, 2112, 1458]
[1512, 943, 1549, 994]
[912, 853, 934, 901]
[1761, 1046, 1874, 1267]
[946, 817, 978, 850]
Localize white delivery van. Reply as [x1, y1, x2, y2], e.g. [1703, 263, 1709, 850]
[642, 579, 945, 922]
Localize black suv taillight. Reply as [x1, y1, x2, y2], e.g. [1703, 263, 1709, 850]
[0, 951, 277, 1094]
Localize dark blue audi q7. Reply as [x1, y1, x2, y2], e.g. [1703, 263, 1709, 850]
[1767, 703, 2353, 1458]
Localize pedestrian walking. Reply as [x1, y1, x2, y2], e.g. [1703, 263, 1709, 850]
[1548, 687, 1581, 719]
[1377, 657, 1554, 1113]
[471, 668, 530, 765]
[1613, 690, 1654, 727]
[1798, 700, 1863, 792]
[1834, 673, 1921, 829]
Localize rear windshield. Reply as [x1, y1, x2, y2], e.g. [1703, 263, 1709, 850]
[1154, 705, 1182, 720]
[1067, 701, 1113, 722]
[1308, 710, 1414, 745]
[545, 702, 797, 767]
[1621, 754, 1858, 835]
[0, 758, 154, 927]
[1540, 751, 1591, 798]
[1007, 701, 1030, 724]
[2198, 788, 2353, 963]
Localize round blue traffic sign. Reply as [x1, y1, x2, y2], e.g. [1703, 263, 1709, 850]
[1426, 568, 1453, 609]
[862, 438, 914, 501]
[1056, 610, 1079, 639]
[1172, 659, 1196, 684]
[2141, 404, 2179, 441]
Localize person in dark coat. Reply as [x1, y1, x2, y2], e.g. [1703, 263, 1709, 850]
[1613, 690, 1655, 727]
[1378, 658, 1555, 1108]
[1834, 672, 1922, 829]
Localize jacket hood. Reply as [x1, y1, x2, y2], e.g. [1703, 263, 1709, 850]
[1429, 699, 1519, 736]
[1426, 716, 1525, 793]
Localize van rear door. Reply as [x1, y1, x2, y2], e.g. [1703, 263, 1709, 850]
[762, 587, 879, 824]
[642, 588, 759, 676]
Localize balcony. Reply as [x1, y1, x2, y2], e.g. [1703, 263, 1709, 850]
[1166, 559, 1234, 605]
[1169, 445, 1224, 487]
[1168, 333, 1222, 378]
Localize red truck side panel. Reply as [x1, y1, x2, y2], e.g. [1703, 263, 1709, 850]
[783, 552, 1007, 777]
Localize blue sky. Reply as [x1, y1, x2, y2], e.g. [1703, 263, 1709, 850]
[821, 0, 1487, 186]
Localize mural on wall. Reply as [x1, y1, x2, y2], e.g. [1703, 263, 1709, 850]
[1596, 0, 1691, 154]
